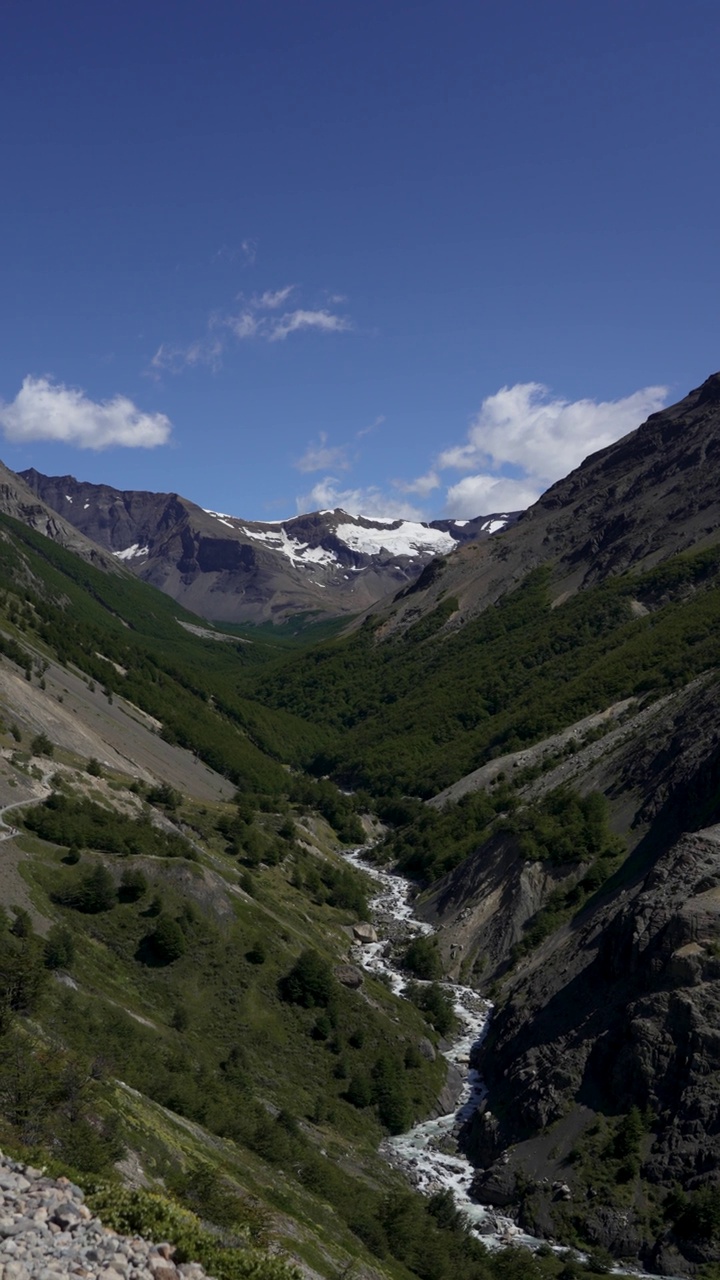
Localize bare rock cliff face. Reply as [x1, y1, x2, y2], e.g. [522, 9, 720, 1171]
[468, 823, 720, 1272]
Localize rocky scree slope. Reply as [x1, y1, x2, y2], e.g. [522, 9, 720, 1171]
[0, 1154, 250, 1280]
[368, 371, 720, 637]
[19, 470, 516, 626]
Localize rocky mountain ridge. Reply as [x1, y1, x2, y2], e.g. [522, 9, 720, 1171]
[0, 461, 119, 573]
[367, 371, 720, 638]
[19, 469, 516, 626]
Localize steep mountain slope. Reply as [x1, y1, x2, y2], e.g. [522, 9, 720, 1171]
[19, 468, 516, 626]
[0, 459, 119, 571]
[365, 370, 720, 637]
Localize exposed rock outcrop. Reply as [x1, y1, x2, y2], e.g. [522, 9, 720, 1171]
[467, 824, 720, 1270]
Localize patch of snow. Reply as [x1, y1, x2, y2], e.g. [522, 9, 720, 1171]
[482, 519, 507, 534]
[453, 519, 469, 527]
[83, 502, 90, 510]
[203, 509, 237, 522]
[65, 494, 72, 503]
[336, 521, 456, 558]
[112, 544, 149, 561]
[239, 526, 339, 568]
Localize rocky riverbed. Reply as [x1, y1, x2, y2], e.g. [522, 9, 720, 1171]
[0, 1156, 207, 1280]
[342, 845, 537, 1249]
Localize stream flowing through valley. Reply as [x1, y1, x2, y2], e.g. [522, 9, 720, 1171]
[342, 844, 539, 1250]
[341, 845, 676, 1279]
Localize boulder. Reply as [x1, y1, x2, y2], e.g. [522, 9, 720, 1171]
[334, 964, 364, 989]
[352, 921, 378, 944]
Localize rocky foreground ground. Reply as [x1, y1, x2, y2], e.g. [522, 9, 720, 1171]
[0, 1156, 208, 1280]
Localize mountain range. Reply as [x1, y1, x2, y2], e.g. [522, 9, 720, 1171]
[0, 374, 720, 1277]
[18, 467, 516, 626]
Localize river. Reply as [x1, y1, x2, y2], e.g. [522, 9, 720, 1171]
[341, 844, 681, 1279]
[342, 844, 540, 1250]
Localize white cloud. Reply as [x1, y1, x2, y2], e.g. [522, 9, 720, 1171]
[390, 380, 670, 519]
[445, 473, 544, 517]
[395, 470, 440, 497]
[297, 476, 423, 521]
[438, 382, 668, 488]
[0, 376, 172, 450]
[294, 433, 350, 474]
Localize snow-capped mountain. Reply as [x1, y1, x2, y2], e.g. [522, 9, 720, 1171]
[19, 469, 517, 625]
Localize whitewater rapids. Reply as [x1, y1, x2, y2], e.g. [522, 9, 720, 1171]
[341, 845, 540, 1249]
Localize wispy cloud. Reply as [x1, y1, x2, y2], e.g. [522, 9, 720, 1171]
[356, 414, 385, 439]
[226, 287, 352, 343]
[152, 283, 352, 374]
[150, 336, 224, 376]
[213, 239, 258, 266]
[266, 309, 352, 342]
[250, 286, 295, 309]
[294, 433, 351, 474]
[0, 376, 172, 450]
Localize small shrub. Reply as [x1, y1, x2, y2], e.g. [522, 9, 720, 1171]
[403, 935, 442, 980]
[43, 924, 75, 970]
[279, 949, 335, 1008]
[150, 915, 187, 964]
[119, 867, 148, 903]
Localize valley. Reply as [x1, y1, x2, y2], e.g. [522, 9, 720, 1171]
[1, 375, 720, 1278]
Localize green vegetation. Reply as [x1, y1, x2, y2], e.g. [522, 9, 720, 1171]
[22, 790, 196, 860]
[499, 789, 625, 867]
[279, 949, 335, 1007]
[403, 935, 443, 980]
[236, 543, 720, 801]
[0, 489, 716, 1277]
[86, 1184, 300, 1280]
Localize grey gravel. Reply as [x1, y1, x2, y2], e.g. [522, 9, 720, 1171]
[0, 1153, 217, 1280]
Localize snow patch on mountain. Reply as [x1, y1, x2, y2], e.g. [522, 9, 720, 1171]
[335, 521, 456, 558]
[239, 525, 337, 568]
[112, 543, 149, 561]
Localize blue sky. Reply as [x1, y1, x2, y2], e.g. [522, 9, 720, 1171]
[1, 0, 719, 520]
